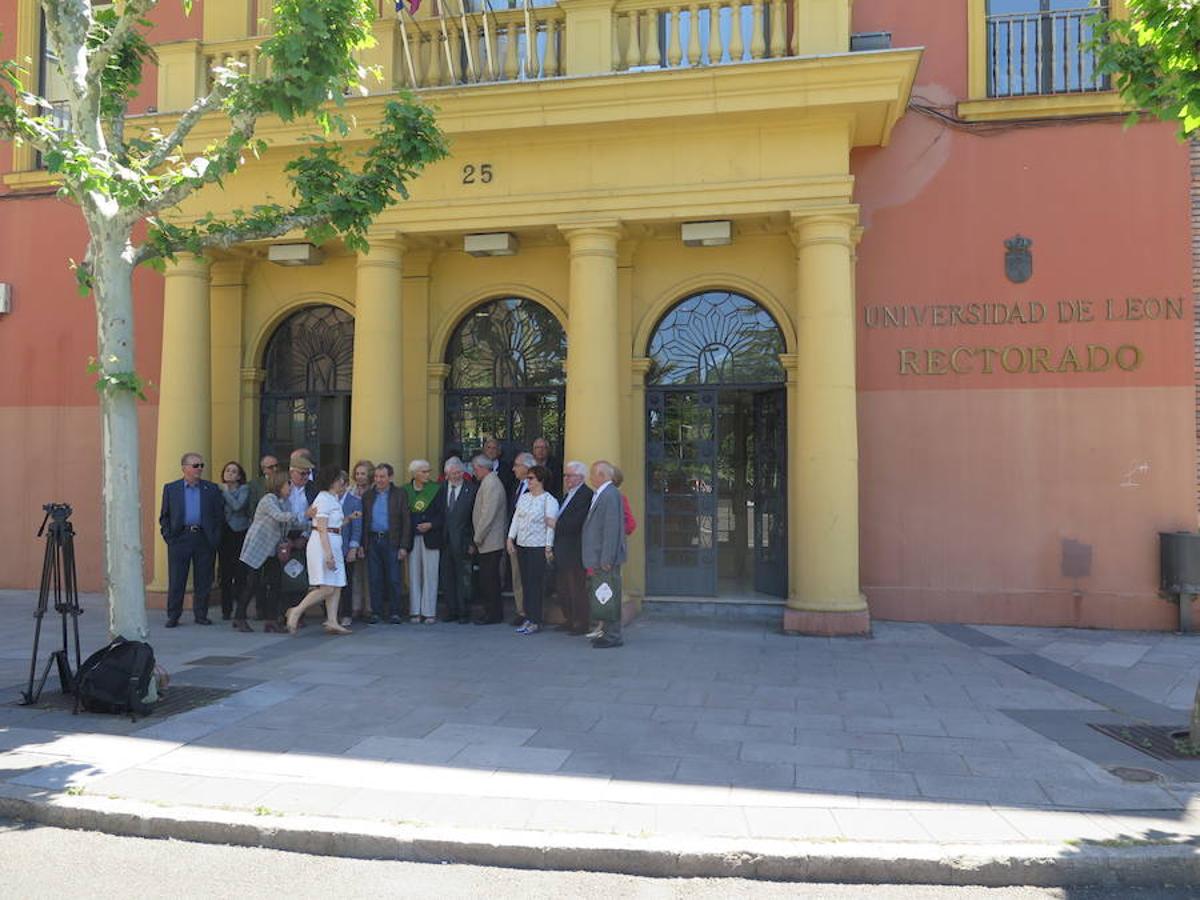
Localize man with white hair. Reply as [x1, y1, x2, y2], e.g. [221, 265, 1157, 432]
[582, 459, 627, 648]
[507, 451, 535, 626]
[471, 453, 508, 624]
[553, 460, 593, 634]
[440, 456, 477, 623]
[402, 459, 445, 623]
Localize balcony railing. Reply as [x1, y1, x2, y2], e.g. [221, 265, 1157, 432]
[986, 5, 1110, 98]
[393, 0, 797, 88]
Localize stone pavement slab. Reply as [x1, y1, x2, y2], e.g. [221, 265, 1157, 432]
[1, 589, 1200, 883]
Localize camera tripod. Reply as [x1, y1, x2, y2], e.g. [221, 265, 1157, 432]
[20, 503, 83, 705]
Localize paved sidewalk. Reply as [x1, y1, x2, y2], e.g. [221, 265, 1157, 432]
[1, 590, 1199, 881]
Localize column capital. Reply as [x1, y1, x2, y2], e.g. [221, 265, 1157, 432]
[164, 253, 210, 280]
[788, 207, 859, 251]
[560, 220, 623, 248]
[240, 367, 266, 386]
[777, 353, 800, 381]
[426, 362, 451, 382]
[630, 357, 653, 378]
[359, 232, 407, 267]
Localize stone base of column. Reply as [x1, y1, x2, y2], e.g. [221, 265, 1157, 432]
[782, 606, 871, 636]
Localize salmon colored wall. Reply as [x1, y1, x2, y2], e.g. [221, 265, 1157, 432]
[0, 198, 165, 591]
[850, 1, 1196, 628]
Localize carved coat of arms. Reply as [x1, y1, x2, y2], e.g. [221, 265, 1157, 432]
[1005, 235, 1033, 284]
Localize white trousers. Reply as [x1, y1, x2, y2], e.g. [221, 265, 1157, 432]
[408, 535, 441, 618]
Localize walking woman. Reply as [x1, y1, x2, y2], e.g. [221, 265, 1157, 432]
[507, 465, 559, 634]
[403, 459, 445, 623]
[286, 465, 352, 635]
[236, 472, 301, 632]
[217, 461, 251, 620]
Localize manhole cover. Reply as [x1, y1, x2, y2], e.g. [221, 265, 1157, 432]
[1107, 766, 1163, 783]
[1090, 723, 1200, 762]
[184, 656, 254, 667]
[6, 684, 237, 718]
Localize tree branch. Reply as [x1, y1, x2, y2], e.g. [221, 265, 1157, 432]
[132, 211, 328, 267]
[144, 76, 236, 171]
[87, 0, 158, 84]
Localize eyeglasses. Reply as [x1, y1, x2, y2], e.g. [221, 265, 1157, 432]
[263, 464, 278, 470]
[189, 463, 205, 469]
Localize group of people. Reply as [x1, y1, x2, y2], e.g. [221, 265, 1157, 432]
[158, 437, 630, 649]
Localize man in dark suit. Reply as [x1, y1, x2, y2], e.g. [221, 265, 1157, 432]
[439, 456, 477, 623]
[361, 462, 413, 624]
[553, 460, 593, 634]
[582, 459, 628, 649]
[159, 451, 224, 627]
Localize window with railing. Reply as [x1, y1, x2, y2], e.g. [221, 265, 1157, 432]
[985, 0, 1109, 98]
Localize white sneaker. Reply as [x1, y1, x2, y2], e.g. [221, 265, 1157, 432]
[585, 625, 603, 640]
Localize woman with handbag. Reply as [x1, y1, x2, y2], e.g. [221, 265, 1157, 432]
[236, 472, 302, 633]
[286, 465, 353, 635]
[506, 465, 559, 634]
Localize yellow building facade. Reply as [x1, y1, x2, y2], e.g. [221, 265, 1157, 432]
[146, 0, 920, 635]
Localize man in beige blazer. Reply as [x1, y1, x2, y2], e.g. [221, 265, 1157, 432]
[471, 454, 508, 624]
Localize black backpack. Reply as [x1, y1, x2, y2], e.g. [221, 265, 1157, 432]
[74, 638, 156, 719]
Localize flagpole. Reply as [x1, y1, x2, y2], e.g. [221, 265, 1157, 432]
[455, 0, 478, 83]
[521, 0, 534, 76]
[436, 0, 457, 83]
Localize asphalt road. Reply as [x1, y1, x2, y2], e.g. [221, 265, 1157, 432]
[0, 819, 1193, 899]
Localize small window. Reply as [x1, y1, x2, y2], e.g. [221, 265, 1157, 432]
[985, 1, 1110, 97]
[39, 15, 71, 140]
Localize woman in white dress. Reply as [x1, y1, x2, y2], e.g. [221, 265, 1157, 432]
[286, 465, 353, 635]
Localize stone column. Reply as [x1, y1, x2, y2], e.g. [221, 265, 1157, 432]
[150, 254, 212, 591]
[561, 223, 623, 465]
[785, 209, 868, 635]
[427, 363, 450, 464]
[239, 367, 266, 470]
[350, 238, 406, 468]
[209, 259, 245, 469]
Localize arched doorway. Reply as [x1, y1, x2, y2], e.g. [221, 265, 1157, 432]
[645, 290, 788, 598]
[260, 305, 354, 468]
[443, 297, 567, 461]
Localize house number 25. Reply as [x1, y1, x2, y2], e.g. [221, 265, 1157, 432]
[462, 163, 493, 184]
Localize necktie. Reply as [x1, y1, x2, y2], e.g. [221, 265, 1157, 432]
[449, 486, 458, 510]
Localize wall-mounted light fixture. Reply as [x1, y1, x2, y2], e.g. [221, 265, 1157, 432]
[681, 221, 732, 248]
[267, 242, 324, 266]
[464, 232, 519, 257]
[0, 283, 11, 315]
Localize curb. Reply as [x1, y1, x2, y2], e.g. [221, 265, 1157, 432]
[1, 786, 1197, 886]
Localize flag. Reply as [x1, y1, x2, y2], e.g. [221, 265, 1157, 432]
[395, 0, 421, 14]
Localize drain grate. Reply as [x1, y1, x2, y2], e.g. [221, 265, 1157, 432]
[1089, 723, 1200, 762]
[6, 684, 236, 718]
[184, 656, 254, 667]
[1107, 766, 1164, 783]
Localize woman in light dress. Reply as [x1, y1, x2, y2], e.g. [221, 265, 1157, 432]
[286, 465, 355, 635]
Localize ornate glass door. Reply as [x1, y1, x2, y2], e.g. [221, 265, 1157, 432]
[442, 297, 567, 461]
[260, 305, 354, 468]
[644, 290, 788, 598]
[752, 389, 788, 598]
[646, 389, 718, 596]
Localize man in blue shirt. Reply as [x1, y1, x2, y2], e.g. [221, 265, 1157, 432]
[360, 463, 412, 624]
[159, 452, 224, 627]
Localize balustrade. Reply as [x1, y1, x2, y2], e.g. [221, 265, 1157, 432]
[397, 3, 564, 88]
[612, 0, 791, 71]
